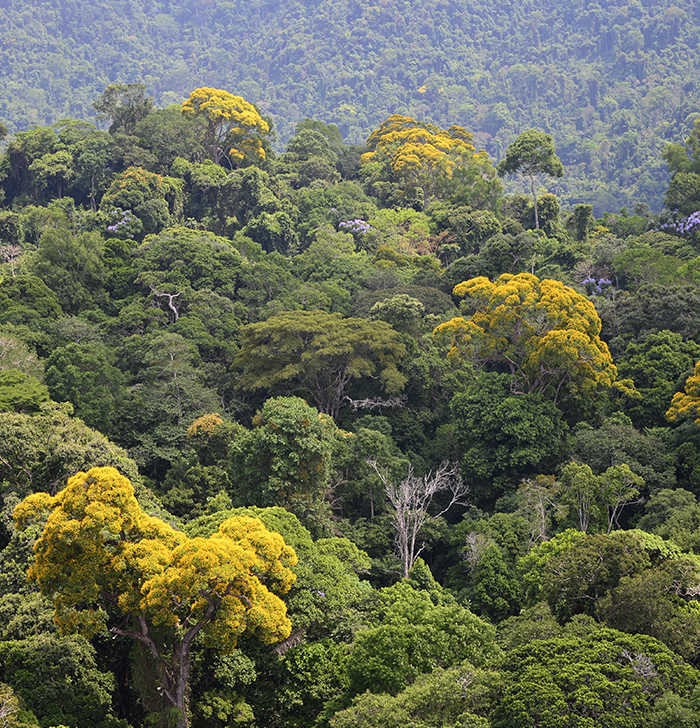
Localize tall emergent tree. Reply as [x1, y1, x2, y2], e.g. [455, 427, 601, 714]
[235, 310, 407, 420]
[497, 130, 564, 229]
[369, 460, 468, 577]
[361, 114, 501, 208]
[93, 83, 155, 135]
[181, 87, 270, 167]
[14, 467, 297, 728]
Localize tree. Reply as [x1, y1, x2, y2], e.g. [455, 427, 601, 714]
[361, 114, 500, 207]
[14, 466, 297, 728]
[118, 332, 220, 475]
[28, 150, 74, 200]
[540, 531, 653, 621]
[92, 83, 155, 135]
[434, 272, 631, 407]
[0, 633, 123, 728]
[181, 88, 271, 167]
[29, 227, 106, 315]
[74, 131, 113, 211]
[559, 462, 600, 533]
[332, 663, 495, 728]
[100, 167, 184, 236]
[451, 373, 569, 506]
[235, 310, 407, 420]
[571, 413, 676, 493]
[667, 359, 700, 425]
[133, 226, 242, 300]
[493, 630, 700, 728]
[0, 370, 48, 413]
[497, 130, 564, 229]
[369, 461, 468, 578]
[617, 331, 700, 428]
[0, 683, 19, 728]
[43, 342, 125, 435]
[135, 105, 209, 173]
[466, 543, 523, 622]
[228, 397, 338, 535]
[345, 581, 500, 697]
[0, 401, 140, 498]
[0, 334, 42, 380]
[637, 489, 700, 553]
[600, 463, 644, 534]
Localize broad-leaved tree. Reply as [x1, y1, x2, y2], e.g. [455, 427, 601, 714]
[181, 88, 270, 167]
[435, 272, 633, 406]
[14, 466, 297, 728]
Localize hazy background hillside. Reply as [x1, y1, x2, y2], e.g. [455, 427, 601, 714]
[2, 0, 700, 212]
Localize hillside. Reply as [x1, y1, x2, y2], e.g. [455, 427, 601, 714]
[2, 42, 700, 726]
[2, 0, 700, 212]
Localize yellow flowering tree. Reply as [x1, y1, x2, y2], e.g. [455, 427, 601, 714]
[14, 466, 297, 728]
[361, 114, 499, 206]
[666, 360, 700, 424]
[434, 272, 634, 405]
[181, 87, 270, 166]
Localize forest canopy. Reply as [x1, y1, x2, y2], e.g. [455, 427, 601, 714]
[1, 23, 700, 722]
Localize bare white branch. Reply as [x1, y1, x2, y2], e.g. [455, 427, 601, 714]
[368, 459, 468, 578]
[345, 395, 407, 411]
[149, 284, 182, 321]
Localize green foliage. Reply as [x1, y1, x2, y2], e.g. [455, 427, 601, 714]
[498, 130, 564, 229]
[93, 83, 155, 135]
[44, 342, 124, 434]
[638, 488, 700, 554]
[0, 371, 48, 414]
[134, 226, 242, 299]
[100, 167, 184, 236]
[235, 309, 407, 419]
[345, 581, 500, 697]
[0, 401, 140, 497]
[1, 25, 700, 724]
[273, 640, 351, 728]
[0, 634, 125, 728]
[464, 543, 523, 622]
[0, 276, 62, 339]
[571, 413, 676, 494]
[493, 630, 700, 728]
[115, 332, 220, 475]
[331, 662, 496, 728]
[451, 373, 569, 505]
[617, 331, 700, 428]
[228, 397, 337, 534]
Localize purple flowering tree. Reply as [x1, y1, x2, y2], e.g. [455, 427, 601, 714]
[659, 210, 700, 237]
[105, 208, 143, 240]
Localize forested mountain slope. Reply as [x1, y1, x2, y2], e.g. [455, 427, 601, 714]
[1, 0, 700, 212]
[2, 78, 700, 725]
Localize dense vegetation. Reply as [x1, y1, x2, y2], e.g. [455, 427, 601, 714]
[2, 83, 700, 727]
[3, 0, 700, 212]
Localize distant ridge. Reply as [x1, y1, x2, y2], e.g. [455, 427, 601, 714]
[1, 0, 700, 213]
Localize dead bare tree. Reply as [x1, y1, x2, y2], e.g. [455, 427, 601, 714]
[368, 460, 468, 578]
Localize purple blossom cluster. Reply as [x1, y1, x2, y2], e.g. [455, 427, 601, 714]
[582, 276, 613, 296]
[659, 210, 700, 236]
[339, 219, 371, 235]
[106, 209, 142, 239]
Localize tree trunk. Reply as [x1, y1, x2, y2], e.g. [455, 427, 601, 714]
[530, 173, 539, 229]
